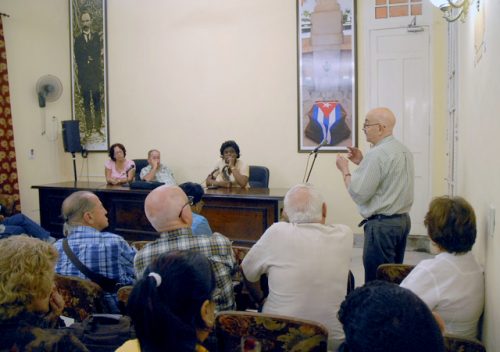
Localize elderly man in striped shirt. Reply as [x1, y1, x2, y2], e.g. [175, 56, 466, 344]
[336, 107, 414, 282]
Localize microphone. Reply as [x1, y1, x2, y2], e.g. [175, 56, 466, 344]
[208, 167, 219, 179]
[125, 164, 135, 177]
[310, 139, 328, 154]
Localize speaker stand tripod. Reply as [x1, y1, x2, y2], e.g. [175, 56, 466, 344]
[71, 152, 77, 185]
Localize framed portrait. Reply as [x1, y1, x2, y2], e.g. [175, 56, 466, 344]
[297, 0, 357, 152]
[70, 0, 109, 152]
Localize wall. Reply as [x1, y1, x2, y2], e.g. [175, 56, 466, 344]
[455, 0, 499, 348]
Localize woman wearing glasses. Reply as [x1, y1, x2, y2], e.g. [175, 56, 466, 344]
[179, 182, 213, 236]
[105, 143, 136, 185]
[206, 140, 249, 188]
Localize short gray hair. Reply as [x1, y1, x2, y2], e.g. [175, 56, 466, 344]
[284, 184, 323, 223]
[61, 191, 96, 235]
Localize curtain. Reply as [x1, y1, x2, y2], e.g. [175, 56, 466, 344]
[0, 16, 21, 212]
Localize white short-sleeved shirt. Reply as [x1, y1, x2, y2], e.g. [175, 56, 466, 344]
[242, 222, 353, 347]
[400, 251, 484, 339]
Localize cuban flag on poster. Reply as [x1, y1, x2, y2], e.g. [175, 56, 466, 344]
[312, 101, 342, 144]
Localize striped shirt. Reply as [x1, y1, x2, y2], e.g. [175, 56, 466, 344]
[348, 135, 414, 218]
[134, 227, 236, 312]
[54, 226, 136, 285]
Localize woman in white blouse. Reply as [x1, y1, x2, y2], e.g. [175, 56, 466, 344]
[400, 196, 484, 340]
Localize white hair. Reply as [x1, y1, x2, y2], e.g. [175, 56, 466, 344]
[284, 184, 323, 223]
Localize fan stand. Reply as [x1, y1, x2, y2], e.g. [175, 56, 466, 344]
[71, 152, 78, 185]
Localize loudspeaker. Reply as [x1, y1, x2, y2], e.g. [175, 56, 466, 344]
[62, 120, 83, 153]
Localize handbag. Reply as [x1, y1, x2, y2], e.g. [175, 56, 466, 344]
[70, 314, 135, 352]
[63, 239, 122, 293]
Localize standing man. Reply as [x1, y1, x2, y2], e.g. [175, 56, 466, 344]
[74, 11, 103, 137]
[241, 184, 353, 350]
[336, 107, 414, 282]
[140, 149, 176, 186]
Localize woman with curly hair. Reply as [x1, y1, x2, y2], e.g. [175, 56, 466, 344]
[206, 140, 249, 188]
[117, 250, 216, 352]
[401, 196, 484, 339]
[105, 142, 136, 185]
[0, 235, 87, 351]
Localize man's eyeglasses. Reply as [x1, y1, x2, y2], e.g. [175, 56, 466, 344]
[362, 123, 381, 130]
[179, 196, 194, 217]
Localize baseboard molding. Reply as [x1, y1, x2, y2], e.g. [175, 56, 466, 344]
[354, 233, 430, 253]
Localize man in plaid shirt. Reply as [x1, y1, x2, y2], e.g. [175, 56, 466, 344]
[134, 185, 236, 311]
[54, 191, 136, 312]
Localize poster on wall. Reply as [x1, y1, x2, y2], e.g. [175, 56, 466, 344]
[70, 0, 109, 152]
[297, 0, 357, 152]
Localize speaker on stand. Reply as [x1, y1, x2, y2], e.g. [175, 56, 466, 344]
[62, 120, 83, 184]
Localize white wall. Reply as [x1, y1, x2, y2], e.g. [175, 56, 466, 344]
[455, 0, 500, 348]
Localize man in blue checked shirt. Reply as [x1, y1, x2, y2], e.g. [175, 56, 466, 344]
[54, 191, 136, 313]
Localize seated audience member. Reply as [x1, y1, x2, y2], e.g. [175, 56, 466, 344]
[54, 191, 136, 312]
[0, 235, 87, 351]
[179, 182, 212, 236]
[206, 140, 249, 188]
[0, 212, 55, 243]
[134, 185, 236, 311]
[105, 143, 135, 185]
[140, 149, 176, 186]
[338, 281, 445, 352]
[400, 196, 484, 339]
[118, 250, 216, 352]
[241, 183, 353, 350]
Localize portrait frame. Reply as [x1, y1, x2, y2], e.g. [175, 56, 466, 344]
[69, 0, 109, 152]
[297, 0, 358, 153]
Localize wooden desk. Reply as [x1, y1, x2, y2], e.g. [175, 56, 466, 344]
[32, 182, 286, 245]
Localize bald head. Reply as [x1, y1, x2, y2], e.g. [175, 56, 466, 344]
[145, 185, 192, 232]
[284, 184, 326, 224]
[363, 107, 396, 144]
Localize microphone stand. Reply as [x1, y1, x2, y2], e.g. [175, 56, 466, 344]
[305, 151, 319, 183]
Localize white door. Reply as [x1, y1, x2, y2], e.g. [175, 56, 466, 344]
[368, 27, 431, 235]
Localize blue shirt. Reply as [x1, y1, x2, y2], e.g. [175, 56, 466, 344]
[192, 213, 212, 236]
[54, 226, 136, 285]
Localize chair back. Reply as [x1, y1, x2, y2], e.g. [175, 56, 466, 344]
[216, 310, 328, 351]
[376, 263, 415, 284]
[131, 240, 152, 251]
[132, 159, 149, 181]
[117, 285, 134, 315]
[249, 165, 270, 188]
[54, 274, 105, 321]
[444, 334, 486, 352]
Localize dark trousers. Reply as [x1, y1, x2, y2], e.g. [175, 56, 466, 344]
[82, 88, 102, 132]
[362, 214, 411, 282]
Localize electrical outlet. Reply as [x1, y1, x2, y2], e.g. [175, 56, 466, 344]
[28, 149, 35, 160]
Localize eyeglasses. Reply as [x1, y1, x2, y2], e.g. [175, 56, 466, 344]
[178, 196, 194, 217]
[362, 123, 381, 130]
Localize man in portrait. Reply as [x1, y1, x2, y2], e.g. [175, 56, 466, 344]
[74, 10, 103, 138]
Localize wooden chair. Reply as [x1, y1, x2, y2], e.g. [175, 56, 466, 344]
[131, 240, 152, 251]
[216, 310, 329, 352]
[376, 263, 415, 284]
[444, 334, 486, 352]
[54, 274, 105, 321]
[117, 285, 134, 315]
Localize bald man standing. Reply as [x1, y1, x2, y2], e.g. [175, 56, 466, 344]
[336, 107, 414, 282]
[134, 185, 236, 311]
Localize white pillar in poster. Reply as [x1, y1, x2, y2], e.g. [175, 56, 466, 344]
[310, 0, 343, 100]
